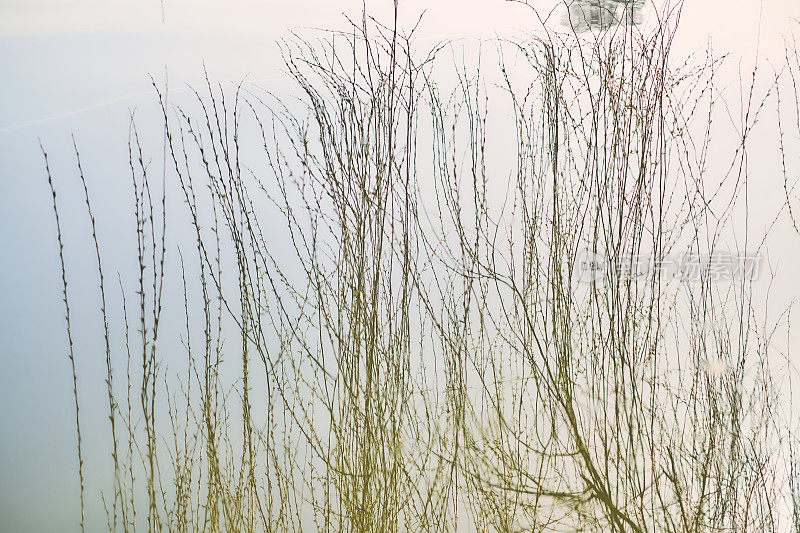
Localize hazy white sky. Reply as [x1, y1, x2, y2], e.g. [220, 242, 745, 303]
[1, 1, 800, 531]
[1, 0, 798, 135]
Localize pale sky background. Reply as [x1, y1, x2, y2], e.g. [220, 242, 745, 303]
[2, 0, 800, 531]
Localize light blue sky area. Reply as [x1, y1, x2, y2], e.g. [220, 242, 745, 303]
[1, 0, 800, 530]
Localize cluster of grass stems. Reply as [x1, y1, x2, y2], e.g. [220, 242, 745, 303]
[42, 3, 800, 531]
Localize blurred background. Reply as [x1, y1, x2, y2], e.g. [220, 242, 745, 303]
[2, 0, 800, 530]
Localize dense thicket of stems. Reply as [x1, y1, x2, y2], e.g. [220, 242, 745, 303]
[44, 5, 800, 532]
